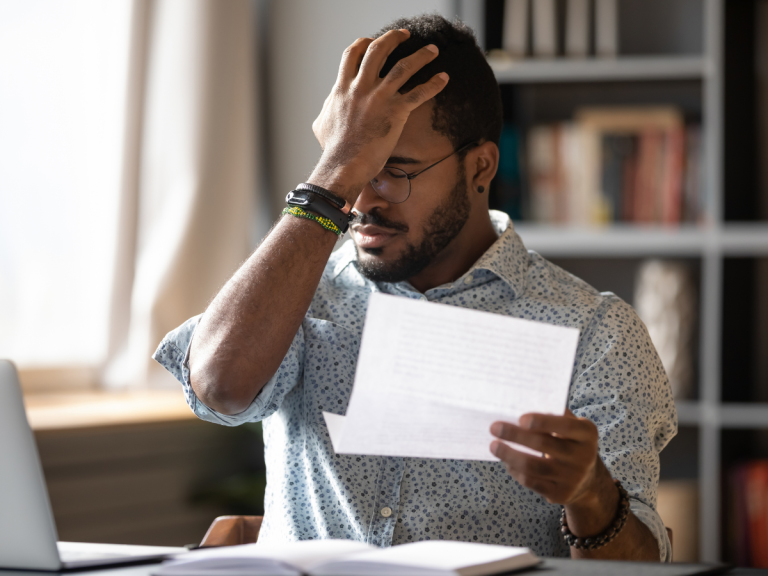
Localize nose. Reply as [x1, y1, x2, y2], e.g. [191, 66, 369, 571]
[353, 180, 391, 214]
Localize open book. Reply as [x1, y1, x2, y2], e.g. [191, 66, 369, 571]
[154, 539, 539, 576]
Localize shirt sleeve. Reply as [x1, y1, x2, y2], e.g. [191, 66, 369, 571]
[152, 314, 305, 426]
[568, 295, 677, 562]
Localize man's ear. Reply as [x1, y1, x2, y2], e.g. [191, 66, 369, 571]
[467, 141, 499, 196]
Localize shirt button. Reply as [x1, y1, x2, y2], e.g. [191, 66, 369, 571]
[464, 275, 473, 284]
[380, 507, 392, 518]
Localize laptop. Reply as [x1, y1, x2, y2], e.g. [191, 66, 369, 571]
[0, 360, 187, 570]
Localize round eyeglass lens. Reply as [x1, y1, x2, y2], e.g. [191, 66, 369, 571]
[370, 167, 410, 204]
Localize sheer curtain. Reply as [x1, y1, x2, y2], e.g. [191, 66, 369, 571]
[103, 0, 259, 389]
[0, 1, 132, 385]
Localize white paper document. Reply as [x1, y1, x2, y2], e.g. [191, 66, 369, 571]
[324, 293, 580, 461]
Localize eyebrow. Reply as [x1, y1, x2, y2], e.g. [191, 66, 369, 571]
[386, 155, 422, 166]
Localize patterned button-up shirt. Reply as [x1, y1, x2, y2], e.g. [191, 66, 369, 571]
[154, 211, 677, 561]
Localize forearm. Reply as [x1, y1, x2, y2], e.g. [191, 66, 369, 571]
[189, 214, 337, 415]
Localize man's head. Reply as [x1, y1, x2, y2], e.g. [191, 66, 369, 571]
[350, 15, 503, 288]
[375, 14, 503, 151]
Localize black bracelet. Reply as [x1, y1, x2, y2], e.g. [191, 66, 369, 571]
[296, 183, 348, 212]
[560, 479, 630, 550]
[285, 190, 353, 234]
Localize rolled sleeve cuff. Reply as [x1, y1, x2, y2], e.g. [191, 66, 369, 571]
[152, 315, 280, 427]
[630, 498, 672, 562]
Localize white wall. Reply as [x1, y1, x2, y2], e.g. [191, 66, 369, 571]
[266, 0, 456, 214]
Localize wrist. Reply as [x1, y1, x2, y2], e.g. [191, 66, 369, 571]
[563, 459, 619, 537]
[308, 159, 368, 204]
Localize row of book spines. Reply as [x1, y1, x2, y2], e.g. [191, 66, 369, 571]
[494, 124, 704, 225]
[601, 128, 691, 225]
[499, 0, 617, 59]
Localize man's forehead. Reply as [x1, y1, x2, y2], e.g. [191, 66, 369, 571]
[389, 99, 452, 163]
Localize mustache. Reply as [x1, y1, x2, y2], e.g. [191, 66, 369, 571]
[350, 209, 409, 233]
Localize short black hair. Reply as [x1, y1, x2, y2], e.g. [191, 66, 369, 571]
[375, 14, 503, 152]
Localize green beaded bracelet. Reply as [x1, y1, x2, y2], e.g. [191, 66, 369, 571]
[282, 206, 342, 236]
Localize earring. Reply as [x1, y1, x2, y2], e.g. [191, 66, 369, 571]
[477, 186, 485, 193]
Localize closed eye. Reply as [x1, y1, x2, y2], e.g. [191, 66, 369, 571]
[382, 167, 408, 179]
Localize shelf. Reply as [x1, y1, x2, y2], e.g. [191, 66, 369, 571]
[670, 400, 768, 428]
[514, 224, 710, 257]
[721, 223, 768, 256]
[489, 55, 708, 83]
[675, 400, 703, 426]
[513, 223, 768, 257]
[719, 404, 768, 428]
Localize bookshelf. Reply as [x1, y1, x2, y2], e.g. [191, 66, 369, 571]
[490, 55, 707, 83]
[458, 0, 768, 563]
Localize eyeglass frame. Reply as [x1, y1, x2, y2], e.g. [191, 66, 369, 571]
[370, 139, 480, 204]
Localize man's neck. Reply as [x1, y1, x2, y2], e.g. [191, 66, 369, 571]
[407, 211, 499, 293]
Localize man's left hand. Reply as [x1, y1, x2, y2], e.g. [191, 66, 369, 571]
[489, 409, 604, 507]
[490, 411, 661, 561]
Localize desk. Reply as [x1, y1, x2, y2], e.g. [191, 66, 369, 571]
[0, 558, 750, 576]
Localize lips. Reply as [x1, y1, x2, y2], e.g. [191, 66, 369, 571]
[351, 224, 398, 249]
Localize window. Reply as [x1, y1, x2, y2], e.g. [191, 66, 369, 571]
[0, 0, 132, 370]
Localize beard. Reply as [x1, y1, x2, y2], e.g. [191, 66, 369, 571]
[354, 172, 471, 284]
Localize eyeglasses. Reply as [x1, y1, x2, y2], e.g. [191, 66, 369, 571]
[369, 141, 478, 204]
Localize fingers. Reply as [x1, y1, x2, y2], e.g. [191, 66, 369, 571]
[490, 413, 602, 506]
[491, 421, 575, 459]
[401, 72, 449, 111]
[337, 37, 374, 87]
[381, 43, 440, 91]
[358, 29, 411, 83]
[519, 412, 597, 442]
[490, 441, 558, 485]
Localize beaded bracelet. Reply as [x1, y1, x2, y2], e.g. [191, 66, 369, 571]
[560, 479, 630, 550]
[282, 206, 342, 236]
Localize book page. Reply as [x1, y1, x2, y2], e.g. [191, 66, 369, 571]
[155, 541, 375, 576]
[312, 540, 538, 576]
[328, 293, 579, 461]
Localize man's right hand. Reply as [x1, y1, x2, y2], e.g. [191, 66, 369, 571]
[309, 29, 449, 204]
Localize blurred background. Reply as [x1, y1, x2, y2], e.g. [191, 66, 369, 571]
[1, 0, 767, 566]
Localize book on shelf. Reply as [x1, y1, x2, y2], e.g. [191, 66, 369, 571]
[493, 0, 619, 60]
[727, 460, 768, 568]
[634, 260, 697, 400]
[531, 0, 557, 57]
[594, 0, 618, 57]
[506, 107, 705, 226]
[656, 480, 699, 563]
[564, 0, 590, 58]
[153, 539, 539, 576]
[502, 0, 529, 58]
[494, 124, 524, 220]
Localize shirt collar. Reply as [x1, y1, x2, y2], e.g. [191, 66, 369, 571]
[330, 210, 529, 299]
[468, 210, 530, 298]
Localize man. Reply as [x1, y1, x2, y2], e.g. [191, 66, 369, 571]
[155, 15, 676, 561]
